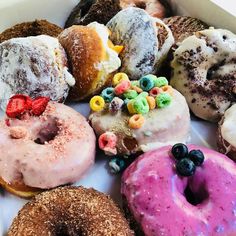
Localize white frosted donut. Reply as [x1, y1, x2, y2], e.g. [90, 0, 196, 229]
[171, 28, 236, 122]
[0, 35, 75, 110]
[107, 7, 174, 79]
[0, 102, 96, 190]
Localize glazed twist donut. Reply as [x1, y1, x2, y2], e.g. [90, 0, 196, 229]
[8, 186, 134, 236]
[170, 28, 236, 122]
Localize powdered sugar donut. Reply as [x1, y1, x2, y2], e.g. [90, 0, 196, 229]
[122, 145, 236, 235]
[0, 35, 75, 110]
[0, 98, 95, 198]
[107, 7, 174, 79]
[171, 28, 236, 122]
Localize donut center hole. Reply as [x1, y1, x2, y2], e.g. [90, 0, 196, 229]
[34, 118, 59, 145]
[206, 59, 226, 80]
[184, 179, 209, 206]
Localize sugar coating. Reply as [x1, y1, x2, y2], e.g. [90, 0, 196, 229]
[0, 35, 75, 110]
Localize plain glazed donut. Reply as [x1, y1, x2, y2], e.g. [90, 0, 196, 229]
[217, 104, 236, 161]
[0, 101, 96, 198]
[8, 186, 134, 236]
[122, 145, 236, 235]
[107, 7, 174, 80]
[170, 28, 236, 122]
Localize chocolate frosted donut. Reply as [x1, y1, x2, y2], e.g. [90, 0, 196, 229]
[107, 7, 174, 80]
[8, 186, 134, 236]
[163, 16, 208, 45]
[65, 0, 121, 27]
[0, 20, 62, 44]
[171, 28, 236, 122]
[0, 35, 75, 110]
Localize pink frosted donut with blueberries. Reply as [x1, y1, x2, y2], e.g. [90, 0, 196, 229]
[122, 145, 236, 235]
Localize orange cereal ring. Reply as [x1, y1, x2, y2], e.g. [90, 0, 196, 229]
[128, 114, 145, 129]
[146, 96, 156, 110]
[161, 85, 173, 96]
[131, 85, 143, 93]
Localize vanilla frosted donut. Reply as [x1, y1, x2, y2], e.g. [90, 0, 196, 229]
[107, 7, 174, 79]
[122, 145, 236, 235]
[218, 104, 236, 161]
[90, 89, 190, 156]
[0, 35, 75, 110]
[0, 102, 95, 196]
[171, 28, 236, 122]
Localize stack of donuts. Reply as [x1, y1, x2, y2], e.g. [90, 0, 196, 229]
[0, 0, 236, 235]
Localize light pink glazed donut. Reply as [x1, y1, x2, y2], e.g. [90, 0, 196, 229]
[0, 101, 96, 197]
[122, 145, 236, 235]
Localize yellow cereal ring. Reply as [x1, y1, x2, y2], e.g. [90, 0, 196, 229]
[128, 114, 145, 129]
[127, 101, 136, 114]
[112, 73, 129, 86]
[131, 85, 143, 93]
[90, 96, 105, 112]
[161, 85, 173, 96]
[146, 96, 156, 110]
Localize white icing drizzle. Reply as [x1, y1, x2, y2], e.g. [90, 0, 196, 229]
[88, 22, 121, 84]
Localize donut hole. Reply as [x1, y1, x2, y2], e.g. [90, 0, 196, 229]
[184, 178, 209, 206]
[206, 59, 226, 80]
[34, 118, 60, 145]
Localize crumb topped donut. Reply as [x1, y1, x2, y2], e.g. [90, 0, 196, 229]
[170, 28, 236, 122]
[0, 35, 75, 110]
[107, 7, 174, 80]
[8, 186, 134, 236]
[122, 145, 236, 235]
[0, 96, 95, 197]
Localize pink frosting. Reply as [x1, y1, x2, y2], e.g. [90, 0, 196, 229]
[0, 102, 96, 189]
[122, 145, 236, 235]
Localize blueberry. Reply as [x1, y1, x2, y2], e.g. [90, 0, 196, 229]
[176, 158, 196, 176]
[171, 143, 188, 160]
[188, 150, 205, 166]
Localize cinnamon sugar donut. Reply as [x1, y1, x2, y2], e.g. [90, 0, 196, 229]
[171, 28, 236, 122]
[8, 186, 134, 236]
[0, 35, 75, 110]
[0, 101, 96, 198]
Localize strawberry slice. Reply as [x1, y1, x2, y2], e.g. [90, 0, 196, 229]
[32, 97, 50, 116]
[6, 95, 32, 118]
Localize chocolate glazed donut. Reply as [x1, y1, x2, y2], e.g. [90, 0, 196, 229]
[8, 186, 134, 236]
[171, 28, 236, 122]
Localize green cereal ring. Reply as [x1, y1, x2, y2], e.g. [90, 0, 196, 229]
[131, 80, 140, 87]
[137, 92, 148, 98]
[133, 97, 149, 114]
[124, 90, 138, 99]
[154, 77, 168, 88]
[156, 93, 172, 108]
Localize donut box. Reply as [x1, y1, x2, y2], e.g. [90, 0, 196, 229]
[0, 0, 236, 234]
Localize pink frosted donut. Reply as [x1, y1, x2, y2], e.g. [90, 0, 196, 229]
[0, 101, 96, 196]
[122, 145, 236, 235]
